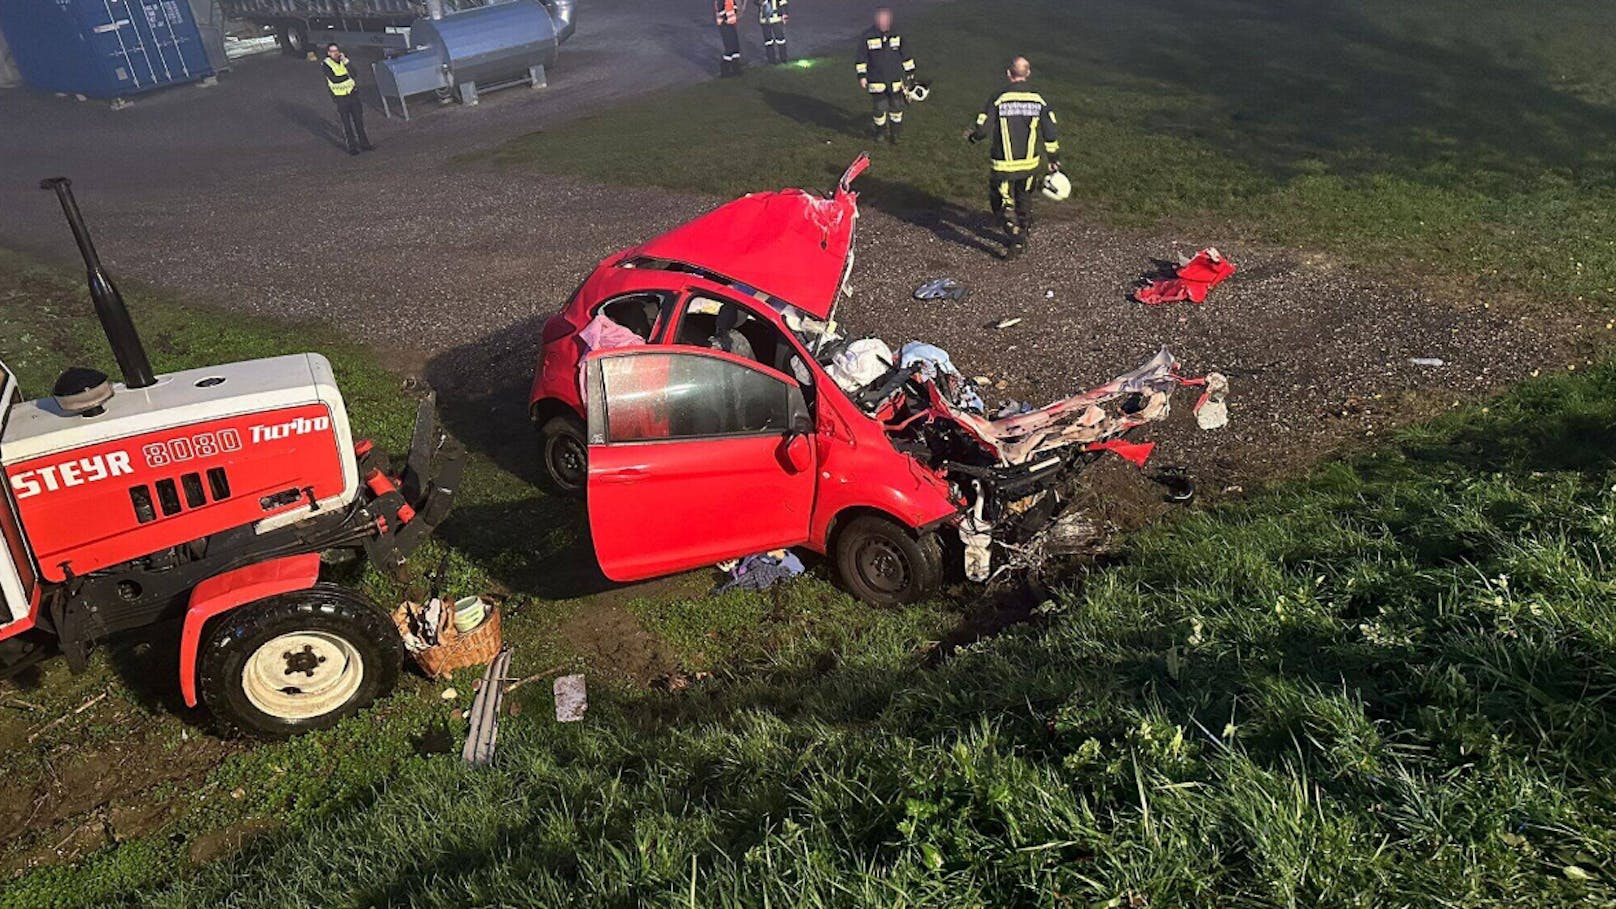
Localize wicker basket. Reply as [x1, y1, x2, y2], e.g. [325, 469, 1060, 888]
[393, 601, 503, 680]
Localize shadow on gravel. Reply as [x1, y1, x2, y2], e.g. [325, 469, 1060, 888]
[273, 99, 346, 151]
[855, 174, 1005, 258]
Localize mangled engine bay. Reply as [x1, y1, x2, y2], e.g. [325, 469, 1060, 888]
[821, 338, 1229, 582]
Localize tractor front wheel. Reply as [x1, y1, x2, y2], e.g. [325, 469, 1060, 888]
[198, 583, 402, 739]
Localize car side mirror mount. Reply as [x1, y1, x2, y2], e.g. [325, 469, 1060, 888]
[780, 431, 813, 473]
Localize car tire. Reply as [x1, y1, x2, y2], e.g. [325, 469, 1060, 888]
[536, 413, 589, 498]
[834, 515, 943, 606]
[198, 583, 402, 740]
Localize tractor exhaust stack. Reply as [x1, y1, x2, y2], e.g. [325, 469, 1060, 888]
[40, 177, 157, 390]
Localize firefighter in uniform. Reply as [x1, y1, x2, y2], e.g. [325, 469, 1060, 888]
[966, 57, 1060, 258]
[759, 0, 789, 65]
[715, 0, 744, 77]
[323, 43, 373, 155]
[855, 7, 916, 144]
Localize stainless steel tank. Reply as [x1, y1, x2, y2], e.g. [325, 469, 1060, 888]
[374, 0, 576, 117]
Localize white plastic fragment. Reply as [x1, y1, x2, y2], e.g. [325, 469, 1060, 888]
[554, 674, 588, 722]
[1409, 357, 1445, 367]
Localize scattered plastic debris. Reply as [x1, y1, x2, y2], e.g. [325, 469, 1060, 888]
[440, 688, 459, 700]
[554, 674, 588, 722]
[914, 277, 968, 301]
[995, 317, 1022, 329]
[1409, 357, 1445, 367]
[1135, 247, 1236, 306]
[462, 646, 511, 767]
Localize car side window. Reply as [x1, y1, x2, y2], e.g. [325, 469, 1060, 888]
[591, 351, 807, 444]
[595, 292, 667, 342]
[672, 296, 812, 385]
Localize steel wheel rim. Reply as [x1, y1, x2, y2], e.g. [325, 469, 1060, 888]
[856, 538, 910, 596]
[241, 631, 364, 721]
[549, 432, 587, 488]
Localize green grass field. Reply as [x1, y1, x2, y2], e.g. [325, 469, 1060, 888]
[6, 0, 1616, 904]
[489, 0, 1616, 308]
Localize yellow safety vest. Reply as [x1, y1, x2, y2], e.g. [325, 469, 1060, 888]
[324, 58, 355, 97]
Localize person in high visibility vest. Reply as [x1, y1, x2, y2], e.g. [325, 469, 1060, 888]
[323, 43, 373, 155]
[758, 0, 789, 65]
[856, 7, 916, 144]
[965, 57, 1061, 258]
[714, 0, 744, 78]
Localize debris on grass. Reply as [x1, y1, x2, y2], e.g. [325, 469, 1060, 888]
[462, 647, 512, 767]
[554, 674, 587, 723]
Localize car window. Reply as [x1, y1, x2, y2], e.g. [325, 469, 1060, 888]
[672, 296, 813, 385]
[591, 351, 806, 444]
[595, 292, 668, 342]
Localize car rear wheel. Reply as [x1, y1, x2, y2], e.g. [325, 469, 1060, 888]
[834, 515, 943, 606]
[198, 583, 402, 739]
[536, 413, 588, 498]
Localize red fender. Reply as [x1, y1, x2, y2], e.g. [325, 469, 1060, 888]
[178, 553, 321, 708]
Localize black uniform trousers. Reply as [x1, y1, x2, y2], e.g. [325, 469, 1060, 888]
[990, 170, 1039, 235]
[334, 94, 370, 151]
[718, 23, 742, 64]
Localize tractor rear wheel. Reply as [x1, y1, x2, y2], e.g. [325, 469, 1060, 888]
[833, 515, 943, 606]
[198, 583, 402, 739]
[536, 413, 589, 498]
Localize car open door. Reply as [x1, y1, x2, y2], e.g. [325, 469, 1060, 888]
[584, 346, 817, 582]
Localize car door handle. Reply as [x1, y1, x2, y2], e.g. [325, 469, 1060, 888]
[596, 466, 648, 483]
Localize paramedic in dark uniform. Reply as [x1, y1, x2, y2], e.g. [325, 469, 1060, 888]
[715, 0, 744, 77]
[759, 0, 789, 65]
[855, 7, 916, 144]
[323, 43, 373, 155]
[966, 57, 1060, 258]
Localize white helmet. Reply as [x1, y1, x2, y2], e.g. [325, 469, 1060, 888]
[904, 81, 930, 103]
[1042, 170, 1071, 202]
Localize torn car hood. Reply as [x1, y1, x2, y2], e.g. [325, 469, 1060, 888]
[629, 163, 864, 320]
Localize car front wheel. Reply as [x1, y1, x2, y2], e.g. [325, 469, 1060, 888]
[536, 413, 589, 498]
[834, 515, 943, 606]
[198, 583, 402, 739]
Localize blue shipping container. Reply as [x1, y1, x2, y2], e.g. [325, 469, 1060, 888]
[0, 0, 215, 98]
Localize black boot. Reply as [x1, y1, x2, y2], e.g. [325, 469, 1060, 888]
[888, 121, 902, 145]
[764, 44, 777, 65]
[871, 122, 886, 142]
[777, 42, 789, 63]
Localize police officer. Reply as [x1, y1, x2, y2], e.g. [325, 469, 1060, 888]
[759, 0, 789, 65]
[715, 0, 744, 77]
[965, 57, 1060, 258]
[323, 43, 373, 156]
[855, 7, 916, 144]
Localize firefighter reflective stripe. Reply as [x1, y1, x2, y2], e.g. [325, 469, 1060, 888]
[324, 58, 355, 97]
[857, 28, 913, 84]
[715, 0, 737, 25]
[972, 83, 1061, 173]
[759, 0, 787, 23]
[868, 82, 887, 92]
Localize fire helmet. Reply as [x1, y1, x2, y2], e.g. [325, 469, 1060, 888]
[1042, 171, 1072, 202]
[904, 81, 931, 103]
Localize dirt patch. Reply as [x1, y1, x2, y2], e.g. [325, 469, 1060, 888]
[555, 601, 685, 686]
[0, 721, 237, 876]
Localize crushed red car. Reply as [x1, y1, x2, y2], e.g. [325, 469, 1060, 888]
[529, 156, 1228, 604]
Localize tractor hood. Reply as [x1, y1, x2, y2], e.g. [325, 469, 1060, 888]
[629, 156, 869, 320]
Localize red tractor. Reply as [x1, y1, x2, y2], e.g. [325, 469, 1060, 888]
[0, 179, 462, 737]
